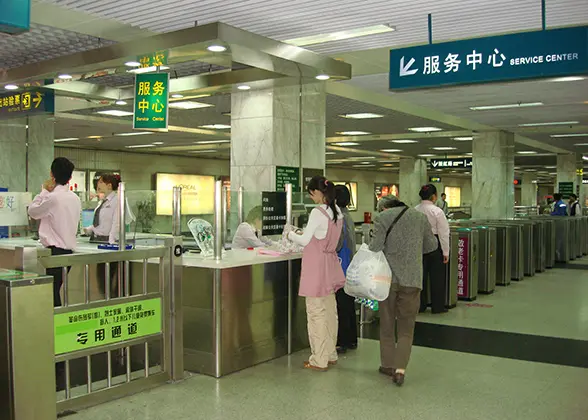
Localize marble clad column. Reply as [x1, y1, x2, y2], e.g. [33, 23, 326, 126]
[521, 172, 538, 207]
[472, 131, 515, 219]
[556, 154, 581, 201]
[399, 157, 427, 208]
[230, 82, 326, 193]
[0, 115, 54, 194]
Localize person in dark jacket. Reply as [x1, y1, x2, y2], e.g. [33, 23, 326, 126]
[551, 193, 568, 216]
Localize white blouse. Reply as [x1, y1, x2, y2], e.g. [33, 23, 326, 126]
[288, 205, 342, 247]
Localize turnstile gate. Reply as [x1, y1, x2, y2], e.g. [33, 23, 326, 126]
[554, 217, 571, 263]
[475, 226, 497, 294]
[449, 228, 479, 301]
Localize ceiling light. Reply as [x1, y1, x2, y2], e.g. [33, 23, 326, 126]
[517, 151, 538, 154]
[285, 24, 396, 47]
[54, 137, 79, 142]
[334, 142, 359, 146]
[353, 164, 376, 168]
[115, 132, 153, 136]
[199, 124, 231, 130]
[380, 149, 402, 153]
[351, 156, 376, 160]
[465, 153, 472, 156]
[58, 74, 72, 80]
[4, 84, 18, 90]
[207, 45, 227, 52]
[171, 94, 184, 99]
[551, 133, 588, 138]
[550, 76, 585, 82]
[169, 101, 213, 110]
[470, 102, 543, 111]
[583, 156, 588, 161]
[432, 147, 457, 151]
[545, 166, 556, 169]
[125, 144, 156, 149]
[391, 139, 418, 144]
[408, 127, 442, 132]
[418, 154, 436, 157]
[453, 136, 473, 141]
[518, 121, 579, 127]
[237, 85, 251, 91]
[316, 74, 330, 81]
[339, 113, 384, 119]
[115, 100, 127, 106]
[190, 150, 217, 153]
[87, 135, 102, 139]
[153, 142, 164, 145]
[336, 131, 371, 135]
[195, 140, 230, 144]
[325, 152, 336, 155]
[127, 66, 169, 74]
[125, 61, 141, 67]
[97, 110, 134, 117]
[383, 164, 394, 167]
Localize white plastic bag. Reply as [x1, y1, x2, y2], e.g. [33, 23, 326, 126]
[344, 244, 392, 301]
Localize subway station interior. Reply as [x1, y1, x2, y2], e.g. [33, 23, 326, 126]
[0, 1, 588, 419]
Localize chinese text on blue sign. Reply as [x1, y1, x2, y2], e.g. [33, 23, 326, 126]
[430, 158, 472, 169]
[390, 27, 588, 90]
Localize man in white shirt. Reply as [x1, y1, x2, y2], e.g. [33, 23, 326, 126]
[28, 157, 81, 307]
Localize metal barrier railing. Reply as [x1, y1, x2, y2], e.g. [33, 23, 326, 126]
[514, 206, 540, 216]
[39, 243, 176, 413]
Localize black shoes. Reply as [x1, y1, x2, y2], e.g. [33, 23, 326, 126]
[336, 343, 358, 354]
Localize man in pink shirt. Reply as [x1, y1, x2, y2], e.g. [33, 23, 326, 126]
[28, 157, 81, 307]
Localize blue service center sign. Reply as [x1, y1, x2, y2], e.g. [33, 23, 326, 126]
[389, 26, 588, 90]
[0, 0, 31, 34]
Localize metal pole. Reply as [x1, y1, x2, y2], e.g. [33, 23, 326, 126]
[118, 182, 126, 251]
[285, 183, 294, 354]
[172, 186, 182, 237]
[214, 180, 223, 260]
[213, 268, 222, 377]
[541, 0, 546, 30]
[428, 13, 433, 44]
[285, 183, 293, 227]
[238, 186, 244, 225]
[222, 186, 229, 241]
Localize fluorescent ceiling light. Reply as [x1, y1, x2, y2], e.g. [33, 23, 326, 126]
[517, 151, 538, 154]
[195, 140, 230, 144]
[115, 132, 153, 136]
[58, 74, 72, 80]
[418, 154, 436, 157]
[353, 164, 376, 168]
[465, 153, 472, 156]
[125, 144, 156, 149]
[315, 74, 330, 81]
[408, 127, 442, 132]
[550, 76, 585, 82]
[153, 142, 164, 145]
[545, 166, 556, 169]
[574, 143, 588, 146]
[432, 147, 457, 151]
[518, 121, 579, 127]
[87, 135, 102, 139]
[169, 101, 213, 110]
[551, 133, 588, 138]
[334, 142, 359, 146]
[125, 61, 141, 67]
[128, 66, 169, 74]
[391, 139, 418, 144]
[453, 136, 473, 141]
[115, 100, 128, 106]
[470, 102, 543, 111]
[54, 137, 79, 142]
[583, 156, 588, 161]
[285, 24, 396, 47]
[97, 110, 134, 117]
[237, 85, 251, 91]
[350, 156, 376, 160]
[325, 152, 336, 155]
[199, 124, 231, 130]
[190, 150, 216, 153]
[336, 131, 371, 135]
[4, 84, 18, 90]
[382, 164, 394, 167]
[380, 149, 402, 153]
[207, 45, 226, 52]
[339, 113, 384, 119]
[171, 94, 184, 99]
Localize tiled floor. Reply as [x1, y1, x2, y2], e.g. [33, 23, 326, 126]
[67, 340, 587, 420]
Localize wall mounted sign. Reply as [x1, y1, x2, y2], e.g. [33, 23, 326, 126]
[0, 90, 54, 118]
[429, 176, 442, 183]
[302, 168, 324, 190]
[558, 182, 574, 199]
[261, 191, 287, 236]
[54, 298, 162, 355]
[389, 26, 588, 90]
[155, 173, 215, 215]
[430, 158, 472, 169]
[276, 166, 300, 192]
[0, 0, 30, 34]
[133, 73, 170, 131]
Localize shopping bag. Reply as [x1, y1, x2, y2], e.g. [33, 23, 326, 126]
[344, 243, 392, 301]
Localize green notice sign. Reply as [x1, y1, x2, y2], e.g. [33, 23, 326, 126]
[54, 298, 162, 355]
[133, 73, 170, 131]
[558, 182, 574, 199]
[276, 166, 300, 192]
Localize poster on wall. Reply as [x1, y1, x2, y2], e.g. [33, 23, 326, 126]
[156, 173, 215, 216]
[333, 182, 358, 211]
[374, 184, 399, 211]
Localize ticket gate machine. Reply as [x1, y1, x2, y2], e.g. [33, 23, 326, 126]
[475, 226, 497, 294]
[449, 228, 479, 301]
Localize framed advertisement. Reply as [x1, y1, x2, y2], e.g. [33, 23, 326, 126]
[374, 184, 399, 210]
[333, 181, 358, 211]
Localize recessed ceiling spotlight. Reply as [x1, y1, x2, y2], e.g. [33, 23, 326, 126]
[169, 101, 214, 110]
[453, 136, 474, 141]
[4, 84, 18, 90]
[517, 151, 538, 155]
[339, 113, 383, 119]
[115, 100, 127, 106]
[237, 85, 251, 90]
[315, 74, 330, 81]
[391, 139, 418, 144]
[207, 45, 227, 52]
[171, 94, 184, 99]
[58, 74, 73, 80]
[125, 61, 141, 67]
[550, 76, 585, 82]
[153, 142, 164, 145]
[336, 131, 371, 135]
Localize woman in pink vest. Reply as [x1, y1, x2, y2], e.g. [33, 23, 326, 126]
[289, 176, 346, 371]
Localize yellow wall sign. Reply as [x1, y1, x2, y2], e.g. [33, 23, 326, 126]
[155, 173, 215, 216]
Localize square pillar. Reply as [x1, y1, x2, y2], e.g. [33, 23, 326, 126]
[521, 173, 538, 207]
[399, 157, 427, 208]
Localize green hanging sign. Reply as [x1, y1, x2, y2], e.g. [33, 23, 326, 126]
[133, 73, 170, 131]
[54, 297, 162, 355]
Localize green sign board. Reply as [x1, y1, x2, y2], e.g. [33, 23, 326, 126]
[276, 166, 300, 192]
[0, 90, 55, 119]
[54, 298, 162, 355]
[138, 50, 169, 68]
[133, 73, 170, 131]
[558, 182, 574, 199]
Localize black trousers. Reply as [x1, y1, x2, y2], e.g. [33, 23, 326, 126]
[421, 239, 447, 313]
[336, 288, 358, 347]
[46, 247, 73, 307]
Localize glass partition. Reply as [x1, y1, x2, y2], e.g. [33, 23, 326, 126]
[0, 191, 33, 239]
